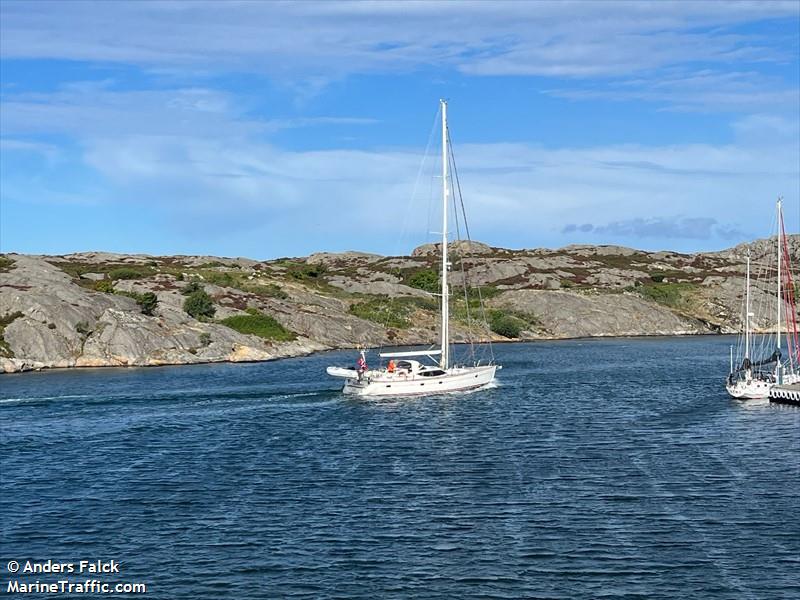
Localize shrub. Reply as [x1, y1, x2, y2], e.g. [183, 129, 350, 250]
[488, 311, 526, 338]
[199, 332, 211, 347]
[220, 310, 296, 341]
[649, 274, 665, 283]
[115, 290, 159, 315]
[184, 290, 216, 319]
[75, 321, 92, 336]
[288, 263, 327, 280]
[137, 292, 158, 316]
[408, 269, 439, 293]
[94, 279, 115, 293]
[181, 281, 203, 295]
[0, 256, 15, 273]
[108, 267, 148, 280]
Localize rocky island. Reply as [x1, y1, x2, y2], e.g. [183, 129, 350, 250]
[1, 237, 797, 373]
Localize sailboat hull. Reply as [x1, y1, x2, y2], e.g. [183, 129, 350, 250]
[725, 380, 772, 400]
[342, 365, 497, 397]
[726, 373, 800, 399]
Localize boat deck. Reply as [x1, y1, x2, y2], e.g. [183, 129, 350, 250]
[769, 383, 800, 406]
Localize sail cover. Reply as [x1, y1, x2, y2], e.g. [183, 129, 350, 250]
[379, 349, 442, 358]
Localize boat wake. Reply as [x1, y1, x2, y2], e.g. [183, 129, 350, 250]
[0, 394, 92, 405]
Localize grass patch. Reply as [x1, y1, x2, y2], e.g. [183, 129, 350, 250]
[108, 266, 151, 280]
[49, 261, 156, 288]
[202, 270, 238, 287]
[239, 282, 289, 300]
[349, 296, 437, 329]
[632, 282, 698, 309]
[0, 311, 24, 357]
[196, 261, 227, 269]
[93, 279, 115, 293]
[220, 308, 296, 341]
[451, 286, 502, 324]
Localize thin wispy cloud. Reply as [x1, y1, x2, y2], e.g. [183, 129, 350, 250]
[1, 1, 797, 88]
[546, 69, 799, 113]
[563, 217, 747, 241]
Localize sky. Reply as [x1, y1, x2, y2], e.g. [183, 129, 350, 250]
[1, 0, 799, 259]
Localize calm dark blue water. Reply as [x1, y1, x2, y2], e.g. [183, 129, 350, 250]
[1, 337, 798, 599]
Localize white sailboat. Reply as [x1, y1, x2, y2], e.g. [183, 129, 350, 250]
[726, 198, 800, 399]
[327, 100, 500, 397]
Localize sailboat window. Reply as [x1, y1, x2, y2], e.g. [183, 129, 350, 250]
[420, 369, 445, 377]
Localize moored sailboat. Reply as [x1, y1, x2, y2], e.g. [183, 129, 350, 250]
[726, 199, 800, 399]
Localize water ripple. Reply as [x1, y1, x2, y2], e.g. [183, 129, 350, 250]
[1, 337, 798, 599]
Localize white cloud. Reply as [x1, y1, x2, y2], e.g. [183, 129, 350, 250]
[7, 116, 800, 255]
[1, 1, 797, 80]
[545, 69, 800, 112]
[0, 84, 377, 140]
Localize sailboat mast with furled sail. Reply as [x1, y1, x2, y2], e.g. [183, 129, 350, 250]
[326, 100, 500, 397]
[726, 198, 800, 399]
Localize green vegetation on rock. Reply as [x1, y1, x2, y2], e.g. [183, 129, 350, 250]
[0, 256, 16, 273]
[240, 283, 289, 300]
[0, 311, 24, 357]
[634, 282, 698, 309]
[181, 282, 203, 295]
[407, 269, 439, 294]
[184, 289, 216, 320]
[349, 296, 437, 328]
[94, 279, 115, 293]
[220, 308, 295, 341]
[117, 290, 159, 316]
[202, 271, 237, 287]
[108, 267, 150, 280]
[487, 309, 538, 339]
[451, 286, 501, 324]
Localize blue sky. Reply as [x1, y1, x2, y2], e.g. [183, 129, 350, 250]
[1, 0, 798, 258]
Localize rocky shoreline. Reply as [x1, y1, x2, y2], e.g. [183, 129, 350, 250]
[2, 237, 797, 374]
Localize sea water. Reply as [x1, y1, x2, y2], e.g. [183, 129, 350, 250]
[1, 337, 798, 598]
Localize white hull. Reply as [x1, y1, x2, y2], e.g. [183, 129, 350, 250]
[726, 372, 800, 400]
[342, 365, 497, 397]
[726, 379, 773, 400]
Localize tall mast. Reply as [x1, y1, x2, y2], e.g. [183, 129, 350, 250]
[440, 99, 450, 370]
[745, 251, 751, 363]
[777, 197, 783, 383]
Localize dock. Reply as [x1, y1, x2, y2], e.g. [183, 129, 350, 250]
[769, 383, 800, 406]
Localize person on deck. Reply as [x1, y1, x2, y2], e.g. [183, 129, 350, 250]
[387, 360, 396, 373]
